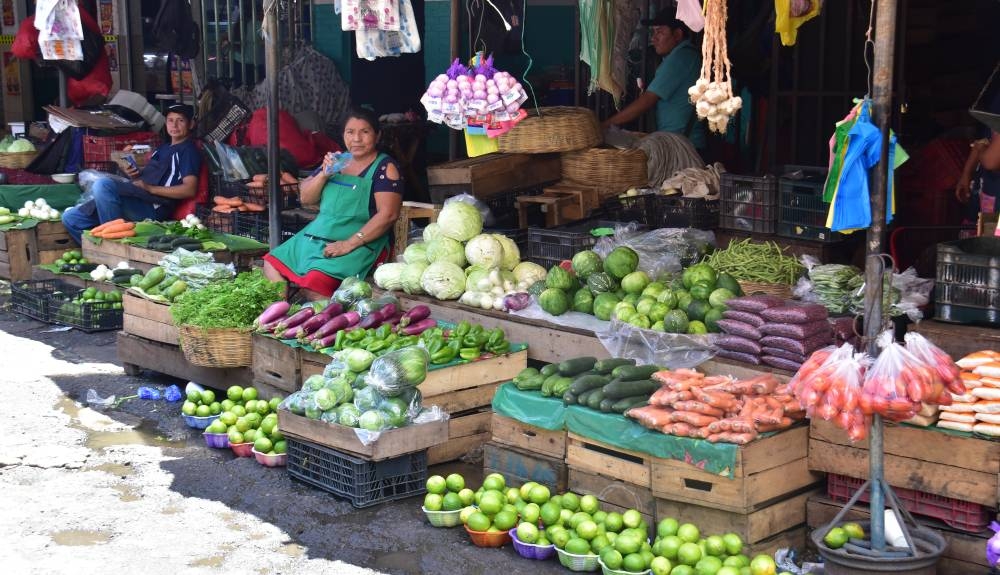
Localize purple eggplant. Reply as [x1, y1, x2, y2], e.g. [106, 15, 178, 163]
[398, 304, 431, 328]
[307, 313, 348, 341]
[398, 318, 437, 336]
[317, 302, 344, 317]
[281, 325, 306, 340]
[298, 304, 344, 336]
[255, 301, 290, 330]
[314, 333, 338, 349]
[359, 303, 398, 329]
[384, 311, 404, 326]
[275, 307, 314, 332]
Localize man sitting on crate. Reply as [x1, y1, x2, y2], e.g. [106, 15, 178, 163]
[62, 104, 202, 244]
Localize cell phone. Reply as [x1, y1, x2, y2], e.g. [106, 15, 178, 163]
[123, 154, 138, 171]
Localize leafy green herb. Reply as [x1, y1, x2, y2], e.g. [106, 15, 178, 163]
[170, 269, 284, 328]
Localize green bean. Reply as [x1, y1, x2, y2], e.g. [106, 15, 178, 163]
[704, 239, 805, 285]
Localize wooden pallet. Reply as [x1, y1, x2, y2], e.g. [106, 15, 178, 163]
[0, 222, 77, 281]
[427, 407, 492, 465]
[482, 441, 567, 492]
[490, 413, 567, 460]
[805, 494, 991, 574]
[279, 409, 448, 461]
[122, 291, 177, 345]
[31, 266, 120, 293]
[568, 467, 656, 529]
[251, 334, 301, 395]
[565, 433, 653, 489]
[809, 418, 1000, 507]
[655, 489, 817, 546]
[427, 152, 560, 200]
[650, 425, 821, 514]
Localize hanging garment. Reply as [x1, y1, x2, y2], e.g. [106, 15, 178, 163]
[676, 0, 705, 32]
[579, 0, 619, 102]
[609, 0, 642, 107]
[774, 0, 821, 47]
[341, 0, 400, 31]
[355, 0, 420, 60]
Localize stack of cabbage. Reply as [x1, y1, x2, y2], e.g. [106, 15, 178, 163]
[0, 135, 36, 154]
[373, 200, 547, 309]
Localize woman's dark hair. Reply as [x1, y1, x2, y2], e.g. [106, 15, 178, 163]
[344, 106, 381, 134]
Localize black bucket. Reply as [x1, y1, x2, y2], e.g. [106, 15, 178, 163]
[812, 521, 946, 575]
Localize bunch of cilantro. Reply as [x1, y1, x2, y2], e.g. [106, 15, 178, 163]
[170, 269, 284, 329]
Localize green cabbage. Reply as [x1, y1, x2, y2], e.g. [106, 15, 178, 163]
[402, 242, 428, 264]
[373, 262, 406, 291]
[423, 222, 443, 242]
[420, 261, 466, 300]
[437, 200, 483, 242]
[513, 262, 547, 286]
[466, 268, 491, 292]
[400, 262, 428, 294]
[492, 234, 521, 270]
[7, 138, 34, 153]
[426, 237, 467, 267]
[464, 234, 503, 268]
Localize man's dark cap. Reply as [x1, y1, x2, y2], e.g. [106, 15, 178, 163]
[642, 7, 689, 33]
[166, 104, 194, 121]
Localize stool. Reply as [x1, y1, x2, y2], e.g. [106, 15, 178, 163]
[394, 201, 440, 258]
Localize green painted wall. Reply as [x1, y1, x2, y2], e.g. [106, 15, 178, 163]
[312, 4, 351, 81]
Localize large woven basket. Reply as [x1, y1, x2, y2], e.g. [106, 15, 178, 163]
[0, 151, 38, 169]
[498, 107, 602, 153]
[178, 325, 252, 367]
[737, 280, 793, 299]
[561, 147, 649, 194]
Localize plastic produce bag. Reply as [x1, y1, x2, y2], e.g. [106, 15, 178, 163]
[861, 331, 941, 421]
[597, 318, 715, 369]
[159, 248, 236, 290]
[78, 168, 128, 197]
[332, 276, 373, 307]
[789, 344, 871, 441]
[443, 191, 495, 227]
[595, 227, 715, 278]
[352, 293, 398, 317]
[903, 332, 966, 396]
[366, 346, 429, 397]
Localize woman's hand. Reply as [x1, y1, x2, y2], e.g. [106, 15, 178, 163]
[955, 177, 972, 203]
[323, 240, 355, 258]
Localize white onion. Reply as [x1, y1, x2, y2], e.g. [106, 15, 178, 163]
[487, 94, 499, 104]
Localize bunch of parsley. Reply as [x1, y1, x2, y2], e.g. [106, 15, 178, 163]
[170, 270, 284, 329]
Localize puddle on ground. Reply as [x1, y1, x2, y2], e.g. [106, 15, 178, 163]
[56, 395, 186, 450]
[189, 556, 225, 568]
[372, 550, 421, 574]
[51, 529, 111, 546]
[112, 484, 141, 502]
[278, 543, 305, 557]
[87, 462, 134, 477]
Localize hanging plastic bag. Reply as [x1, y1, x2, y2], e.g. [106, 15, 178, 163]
[789, 343, 870, 441]
[860, 330, 938, 421]
[774, 0, 822, 46]
[332, 276, 374, 307]
[903, 332, 966, 398]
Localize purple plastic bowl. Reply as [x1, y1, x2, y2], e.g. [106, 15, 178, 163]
[203, 432, 230, 448]
[509, 528, 556, 560]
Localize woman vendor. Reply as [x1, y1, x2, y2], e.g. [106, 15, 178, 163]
[262, 107, 402, 299]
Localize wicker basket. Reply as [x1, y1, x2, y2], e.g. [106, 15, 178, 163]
[498, 107, 602, 153]
[737, 280, 793, 299]
[178, 325, 253, 367]
[561, 147, 649, 194]
[0, 151, 38, 169]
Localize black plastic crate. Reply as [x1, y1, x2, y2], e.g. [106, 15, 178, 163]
[719, 173, 778, 234]
[10, 279, 71, 321]
[524, 219, 646, 266]
[233, 211, 307, 244]
[240, 181, 301, 210]
[651, 195, 720, 230]
[777, 166, 844, 242]
[196, 204, 238, 235]
[601, 194, 656, 227]
[48, 289, 123, 332]
[934, 237, 1000, 325]
[285, 437, 427, 508]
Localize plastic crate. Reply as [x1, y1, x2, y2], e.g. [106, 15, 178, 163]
[285, 437, 427, 508]
[601, 194, 656, 227]
[10, 279, 71, 321]
[240, 181, 301, 210]
[719, 173, 778, 234]
[524, 219, 646, 266]
[81, 130, 161, 164]
[233, 211, 311, 244]
[652, 195, 720, 229]
[827, 473, 990, 533]
[81, 161, 118, 174]
[934, 237, 1000, 325]
[48, 289, 123, 332]
[196, 204, 238, 235]
[777, 166, 843, 242]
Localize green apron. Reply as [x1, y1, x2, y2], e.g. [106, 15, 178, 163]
[270, 153, 389, 280]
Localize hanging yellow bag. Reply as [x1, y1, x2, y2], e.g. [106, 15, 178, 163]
[774, 0, 822, 46]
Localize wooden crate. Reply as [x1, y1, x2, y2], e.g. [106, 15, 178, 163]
[809, 418, 1000, 507]
[806, 494, 991, 574]
[81, 234, 133, 269]
[122, 291, 178, 345]
[35, 221, 75, 255]
[427, 152, 561, 200]
[392, 202, 438, 261]
[482, 441, 567, 492]
[655, 489, 817, 546]
[650, 425, 821, 514]
[82, 235, 264, 272]
[490, 413, 567, 460]
[747, 526, 807, 559]
[427, 407, 492, 465]
[278, 408, 448, 461]
[565, 433, 653, 489]
[908, 320, 1000, 365]
[251, 334, 301, 394]
[0, 228, 35, 280]
[568, 467, 656, 529]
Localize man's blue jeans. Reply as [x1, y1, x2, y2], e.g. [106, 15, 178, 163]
[61, 177, 166, 244]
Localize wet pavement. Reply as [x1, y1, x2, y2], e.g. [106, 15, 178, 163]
[0, 294, 568, 574]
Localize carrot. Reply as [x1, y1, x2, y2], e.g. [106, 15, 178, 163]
[252, 173, 268, 183]
[90, 218, 126, 235]
[213, 195, 243, 206]
[242, 203, 266, 212]
[213, 205, 236, 213]
[246, 181, 265, 189]
[98, 229, 137, 239]
[93, 222, 135, 237]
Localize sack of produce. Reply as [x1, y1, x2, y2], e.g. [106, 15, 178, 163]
[332, 276, 373, 307]
[366, 346, 430, 397]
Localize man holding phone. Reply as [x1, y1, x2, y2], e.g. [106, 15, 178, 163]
[62, 104, 202, 243]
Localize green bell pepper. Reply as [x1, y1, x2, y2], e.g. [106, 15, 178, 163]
[459, 346, 481, 361]
[453, 321, 471, 339]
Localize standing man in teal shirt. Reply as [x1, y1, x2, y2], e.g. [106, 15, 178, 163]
[603, 8, 705, 151]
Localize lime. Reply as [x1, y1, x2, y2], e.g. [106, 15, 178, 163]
[259, 417, 277, 436]
[561, 492, 580, 512]
[570, 512, 592, 530]
[268, 397, 282, 411]
[459, 506, 477, 525]
[478, 491, 504, 515]
[244, 412, 262, 428]
[672, 566, 695, 575]
[565, 538, 591, 555]
[445, 473, 465, 493]
[235, 417, 251, 433]
[717, 567, 741, 575]
[677, 542, 702, 566]
[551, 528, 571, 549]
[677, 523, 701, 543]
[823, 527, 848, 550]
[506, 487, 522, 504]
[227, 385, 244, 402]
[230, 404, 247, 417]
[580, 494, 599, 514]
[442, 492, 463, 511]
[623, 552, 647, 572]
[244, 399, 258, 414]
[604, 511, 624, 533]
[560, 508, 574, 525]
[591, 534, 611, 554]
[195, 404, 211, 417]
[255, 400, 270, 415]
[424, 493, 443, 511]
[622, 509, 642, 529]
[651, 556, 673, 575]
[695, 555, 723, 574]
[482, 473, 506, 492]
[227, 430, 244, 444]
[657, 517, 679, 538]
[614, 530, 642, 555]
[220, 399, 236, 412]
[601, 548, 624, 570]
[200, 389, 216, 404]
[528, 484, 550, 505]
[577, 520, 598, 541]
[467, 511, 491, 532]
[219, 411, 238, 426]
[209, 402, 222, 415]
[272, 440, 286, 454]
[493, 510, 517, 531]
[592, 510, 607, 525]
[458, 488, 475, 506]
[540, 502, 562, 526]
[749, 554, 777, 575]
[516, 522, 539, 544]
[842, 522, 865, 540]
[206, 420, 226, 434]
[186, 390, 202, 404]
[181, 401, 197, 416]
[724, 555, 750, 567]
[426, 475, 447, 495]
[243, 429, 257, 443]
[705, 535, 726, 556]
[519, 481, 539, 501]
[242, 387, 258, 402]
[520, 503, 540, 525]
[723, 533, 744, 556]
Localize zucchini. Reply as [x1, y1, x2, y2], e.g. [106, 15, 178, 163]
[558, 356, 598, 376]
[599, 397, 617, 412]
[540, 374, 563, 397]
[513, 367, 540, 385]
[602, 378, 658, 400]
[136, 267, 166, 290]
[562, 390, 578, 405]
[568, 374, 611, 395]
[576, 388, 596, 406]
[611, 364, 660, 381]
[540, 364, 560, 377]
[162, 280, 188, 300]
[586, 388, 605, 410]
[593, 358, 636, 374]
[612, 396, 650, 413]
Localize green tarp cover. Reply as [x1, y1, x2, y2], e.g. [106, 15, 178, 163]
[565, 405, 739, 478]
[0, 184, 80, 211]
[491, 382, 568, 431]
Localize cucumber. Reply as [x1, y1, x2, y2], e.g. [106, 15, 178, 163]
[593, 358, 636, 374]
[611, 364, 660, 381]
[540, 364, 560, 377]
[136, 267, 166, 290]
[540, 374, 563, 397]
[568, 374, 611, 395]
[599, 397, 617, 412]
[576, 388, 597, 406]
[558, 356, 598, 377]
[562, 390, 578, 405]
[612, 396, 650, 413]
[552, 377, 574, 397]
[602, 378, 659, 400]
[586, 388, 605, 410]
[513, 367, 540, 385]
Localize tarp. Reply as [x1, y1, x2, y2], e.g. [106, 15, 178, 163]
[0, 184, 80, 211]
[491, 382, 568, 431]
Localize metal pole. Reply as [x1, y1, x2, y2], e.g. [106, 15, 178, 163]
[264, 0, 281, 249]
[58, 70, 67, 107]
[865, 0, 899, 553]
